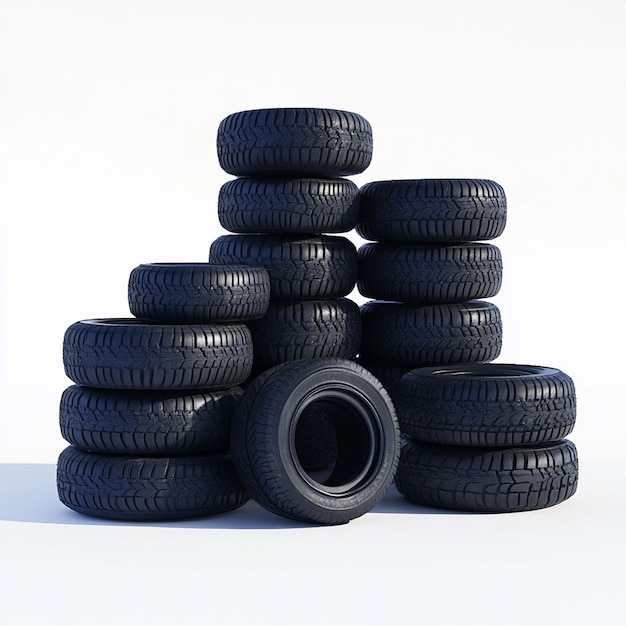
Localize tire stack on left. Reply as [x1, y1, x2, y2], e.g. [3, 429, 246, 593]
[57, 263, 270, 521]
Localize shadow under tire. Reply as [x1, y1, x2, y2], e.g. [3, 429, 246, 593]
[56, 446, 249, 521]
[230, 358, 401, 525]
[59, 384, 243, 455]
[395, 364, 576, 446]
[395, 437, 578, 513]
[216, 108, 373, 177]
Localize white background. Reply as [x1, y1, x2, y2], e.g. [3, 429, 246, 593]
[1, 1, 624, 624]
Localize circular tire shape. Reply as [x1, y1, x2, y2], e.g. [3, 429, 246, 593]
[248, 298, 361, 373]
[216, 108, 373, 177]
[209, 234, 358, 299]
[356, 179, 507, 242]
[230, 358, 401, 525]
[63, 319, 253, 390]
[218, 177, 359, 235]
[59, 384, 243, 455]
[128, 263, 270, 323]
[395, 437, 578, 513]
[359, 300, 502, 367]
[357, 242, 503, 303]
[57, 446, 249, 521]
[395, 364, 576, 446]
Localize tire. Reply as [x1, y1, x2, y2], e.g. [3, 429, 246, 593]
[356, 179, 507, 242]
[56, 446, 249, 521]
[59, 384, 244, 455]
[209, 234, 358, 299]
[230, 358, 401, 525]
[357, 242, 503, 303]
[395, 364, 576, 446]
[355, 358, 415, 403]
[359, 300, 502, 366]
[248, 298, 361, 372]
[218, 177, 359, 235]
[395, 437, 578, 513]
[63, 319, 253, 390]
[128, 263, 270, 323]
[216, 108, 373, 177]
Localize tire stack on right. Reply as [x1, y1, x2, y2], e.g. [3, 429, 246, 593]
[209, 108, 373, 379]
[354, 178, 578, 513]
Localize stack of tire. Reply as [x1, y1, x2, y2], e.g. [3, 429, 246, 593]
[206, 108, 402, 524]
[354, 179, 578, 513]
[56, 263, 271, 521]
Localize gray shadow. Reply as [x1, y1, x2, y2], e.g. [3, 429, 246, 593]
[0, 463, 455, 529]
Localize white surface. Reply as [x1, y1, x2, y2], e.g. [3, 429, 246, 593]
[1, 1, 624, 624]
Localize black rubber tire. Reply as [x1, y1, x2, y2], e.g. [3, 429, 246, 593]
[359, 300, 502, 366]
[395, 437, 578, 513]
[56, 446, 248, 521]
[59, 384, 243, 455]
[230, 358, 401, 525]
[356, 179, 507, 242]
[218, 177, 359, 235]
[395, 364, 577, 446]
[357, 242, 503, 303]
[63, 319, 253, 390]
[209, 234, 358, 299]
[355, 358, 415, 403]
[128, 263, 270, 323]
[248, 298, 361, 372]
[216, 108, 373, 177]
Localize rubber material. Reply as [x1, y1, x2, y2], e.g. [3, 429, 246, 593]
[59, 384, 243, 455]
[63, 319, 253, 390]
[230, 358, 401, 525]
[359, 300, 502, 366]
[395, 364, 576, 446]
[218, 177, 359, 235]
[395, 437, 578, 513]
[248, 298, 361, 372]
[57, 446, 249, 521]
[357, 242, 502, 303]
[216, 108, 373, 177]
[356, 179, 507, 242]
[128, 263, 270, 322]
[209, 234, 358, 299]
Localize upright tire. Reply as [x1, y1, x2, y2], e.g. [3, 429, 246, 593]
[57, 446, 249, 521]
[63, 319, 253, 390]
[230, 358, 401, 525]
[216, 108, 373, 177]
[395, 437, 578, 513]
[394, 364, 576, 446]
[356, 179, 507, 242]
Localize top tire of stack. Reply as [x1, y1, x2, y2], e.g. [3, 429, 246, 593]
[356, 179, 507, 242]
[216, 108, 373, 177]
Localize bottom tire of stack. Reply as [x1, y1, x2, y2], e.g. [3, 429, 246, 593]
[357, 300, 503, 400]
[393, 363, 578, 513]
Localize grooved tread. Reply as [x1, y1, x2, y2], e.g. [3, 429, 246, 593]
[209, 234, 358, 299]
[395, 437, 578, 512]
[218, 177, 359, 234]
[216, 108, 373, 177]
[128, 263, 270, 322]
[59, 384, 243, 455]
[359, 300, 502, 366]
[358, 242, 503, 303]
[56, 446, 248, 521]
[63, 319, 253, 390]
[356, 178, 507, 242]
